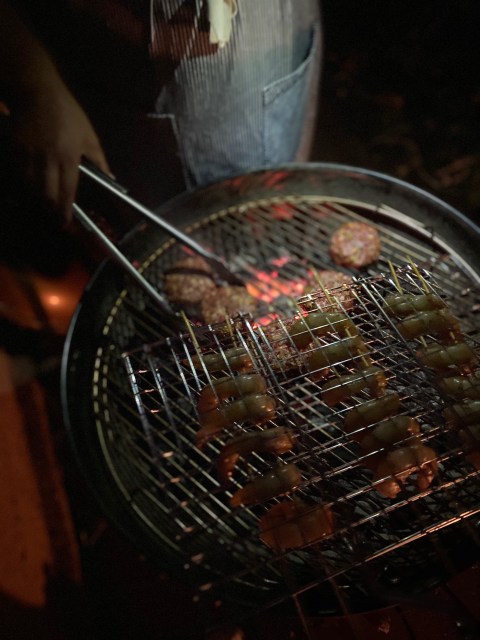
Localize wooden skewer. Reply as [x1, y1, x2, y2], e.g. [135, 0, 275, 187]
[310, 267, 336, 309]
[388, 260, 403, 294]
[408, 257, 459, 344]
[224, 313, 238, 346]
[387, 261, 430, 347]
[408, 257, 430, 294]
[181, 310, 201, 352]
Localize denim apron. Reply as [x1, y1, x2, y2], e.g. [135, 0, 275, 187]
[152, 0, 323, 188]
[16, 0, 322, 202]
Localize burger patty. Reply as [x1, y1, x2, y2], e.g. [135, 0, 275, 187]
[329, 221, 381, 269]
[201, 286, 258, 325]
[164, 256, 216, 305]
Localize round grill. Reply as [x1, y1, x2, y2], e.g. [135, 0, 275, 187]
[62, 164, 480, 635]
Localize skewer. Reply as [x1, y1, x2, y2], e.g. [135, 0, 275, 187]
[181, 310, 201, 352]
[388, 260, 403, 294]
[408, 257, 431, 293]
[224, 313, 239, 347]
[408, 257, 459, 345]
[389, 260, 429, 348]
[310, 267, 336, 309]
[306, 268, 372, 373]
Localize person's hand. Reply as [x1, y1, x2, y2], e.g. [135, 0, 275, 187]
[10, 79, 111, 223]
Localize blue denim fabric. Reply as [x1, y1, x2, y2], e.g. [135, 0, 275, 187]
[152, 0, 322, 188]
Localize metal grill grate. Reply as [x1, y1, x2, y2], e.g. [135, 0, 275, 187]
[80, 189, 480, 626]
[119, 264, 480, 611]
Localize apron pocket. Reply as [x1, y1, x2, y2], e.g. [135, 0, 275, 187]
[262, 22, 321, 165]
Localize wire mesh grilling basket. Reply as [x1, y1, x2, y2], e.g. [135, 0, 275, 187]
[121, 264, 480, 608]
[63, 164, 480, 636]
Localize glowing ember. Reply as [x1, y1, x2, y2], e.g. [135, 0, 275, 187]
[271, 204, 294, 220]
[270, 256, 293, 268]
[252, 313, 281, 328]
[246, 268, 307, 303]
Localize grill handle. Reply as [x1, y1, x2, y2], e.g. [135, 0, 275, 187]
[78, 161, 244, 286]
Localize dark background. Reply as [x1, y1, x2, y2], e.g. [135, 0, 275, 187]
[315, 0, 480, 220]
[68, 2, 480, 636]
[2, 2, 480, 639]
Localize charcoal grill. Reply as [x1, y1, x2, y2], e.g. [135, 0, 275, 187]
[62, 164, 480, 638]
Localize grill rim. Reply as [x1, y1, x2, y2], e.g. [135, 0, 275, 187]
[61, 162, 480, 604]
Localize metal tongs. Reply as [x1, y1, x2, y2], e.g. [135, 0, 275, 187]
[73, 161, 243, 330]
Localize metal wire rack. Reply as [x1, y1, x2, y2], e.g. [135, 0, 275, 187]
[120, 264, 480, 617]
[64, 172, 480, 635]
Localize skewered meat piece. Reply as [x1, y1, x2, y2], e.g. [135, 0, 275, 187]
[373, 443, 438, 498]
[259, 499, 334, 550]
[395, 310, 461, 341]
[189, 346, 254, 373]
[444, 400, 480, 427]
[329, 221, 381, 269]
[196, 394, 276, 447]
[258, 321, 306, 371]
[230, 463, 301, 507]
[417, 342, 476, 372]
[301, 270, 355, 311]
[344, 393, 401, 434]
[200, 286, 257, 325]
[458, 424, 480, 470]
[289, 311, 358, 350]
[217, 427, 296, 484]
[164, 256, 216, 305]
[307, 335, 370, 378]
[383, 292, 446, 318]
[197, 373, 267, 413]
[321, 366, 387, 407]
[359, 415, 421, 454]
[304, 270, 354, 296]
[437, 372, 480, 400]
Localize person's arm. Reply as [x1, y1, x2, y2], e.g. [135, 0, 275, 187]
[0, 0, 110, 221]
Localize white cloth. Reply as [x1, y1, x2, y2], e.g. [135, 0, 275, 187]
[207, 0, 237, 47]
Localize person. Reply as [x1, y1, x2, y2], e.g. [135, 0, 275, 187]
[0, 0, 323, 218]
[0, 4, 323, 638]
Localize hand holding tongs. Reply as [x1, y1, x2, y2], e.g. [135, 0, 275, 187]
[73, 161, 243, 328]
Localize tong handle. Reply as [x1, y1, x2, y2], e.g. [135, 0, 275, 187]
[73, 202, 178, 320]
[78, 161, 244, 286]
